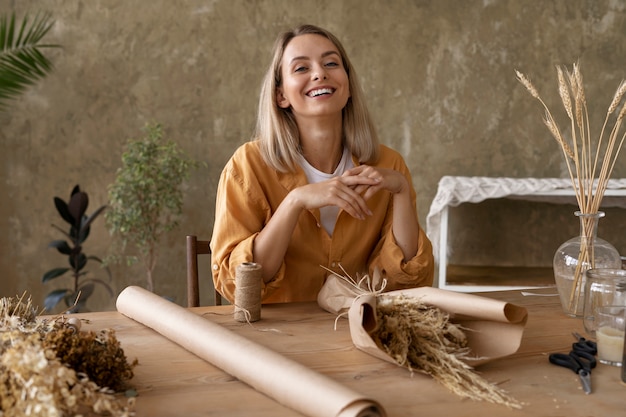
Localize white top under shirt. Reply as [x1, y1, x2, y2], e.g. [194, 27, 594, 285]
[299, 147, 355, 236]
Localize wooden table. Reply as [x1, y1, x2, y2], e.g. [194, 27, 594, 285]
[77, 288, 626, 417]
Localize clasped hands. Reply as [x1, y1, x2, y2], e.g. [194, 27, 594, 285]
[291, 165, 408, 220]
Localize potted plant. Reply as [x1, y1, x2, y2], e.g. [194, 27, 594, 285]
[42, 185, 113, 312]
[0, 11, 59, 110]
[106, 123, 199, 292]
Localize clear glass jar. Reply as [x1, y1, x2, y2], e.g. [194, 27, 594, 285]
[582, 268, 626, 336]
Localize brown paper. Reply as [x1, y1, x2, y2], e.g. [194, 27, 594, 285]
[317, 269, 386, 315]
[320, 276, 528, 366]
[116, 286, 386, 417]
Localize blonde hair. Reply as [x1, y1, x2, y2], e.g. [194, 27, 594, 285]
[256, 24, 380, 172]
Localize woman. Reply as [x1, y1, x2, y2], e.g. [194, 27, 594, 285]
[211, 24, 434, 303]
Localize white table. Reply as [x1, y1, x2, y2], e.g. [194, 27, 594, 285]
[426, 176, 626, 292]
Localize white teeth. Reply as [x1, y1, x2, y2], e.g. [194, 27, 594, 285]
[308, 88, 333, 97]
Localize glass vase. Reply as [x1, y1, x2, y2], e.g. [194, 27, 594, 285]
[553, 211, 622, 317]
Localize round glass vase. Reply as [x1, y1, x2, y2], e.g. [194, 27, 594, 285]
[552, 211, 622, 317]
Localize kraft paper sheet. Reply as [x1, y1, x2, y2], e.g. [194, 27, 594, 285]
[319, 276, 528, 366]
[116, 286, 386, 417]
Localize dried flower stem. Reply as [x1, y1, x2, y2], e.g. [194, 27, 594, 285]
[371, 295, 522, 409]
[517, 64, 626, 310]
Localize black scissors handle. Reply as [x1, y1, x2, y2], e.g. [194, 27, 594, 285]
[572, 332, 597, 355]
[549, 352, 579, 373]
[549, 350, 596, 373]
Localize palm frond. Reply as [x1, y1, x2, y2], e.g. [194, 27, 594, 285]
[0, 11, 59, 110]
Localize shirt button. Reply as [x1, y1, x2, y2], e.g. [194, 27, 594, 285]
[212, 264, 218, 270]
[331, 262, 337, 267]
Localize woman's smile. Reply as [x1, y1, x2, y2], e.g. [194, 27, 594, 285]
[307, 87, 335, 97]
[277, 34, 350, 117]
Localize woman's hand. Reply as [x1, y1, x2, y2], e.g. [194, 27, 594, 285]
[287, 173, 381, 220]
[288, 165, 409, 220]
[254, 172, 382, 280]
[342, 165, 410, 200]
[343, 165, 418, 261]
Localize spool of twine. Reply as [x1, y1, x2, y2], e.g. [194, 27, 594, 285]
[234, 262, 262, 322]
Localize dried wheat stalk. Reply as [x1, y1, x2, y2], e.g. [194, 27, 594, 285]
[370, 295, 522, 409]
[516, 64, 626, 310]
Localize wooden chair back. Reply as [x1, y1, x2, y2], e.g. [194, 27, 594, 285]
[186, 235, 222, 307]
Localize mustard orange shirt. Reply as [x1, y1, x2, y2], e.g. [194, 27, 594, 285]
[210, 141, 434, 303]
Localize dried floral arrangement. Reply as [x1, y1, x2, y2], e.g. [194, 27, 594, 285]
[0, 293, 137, 416]
[516, 63, 626, 310]
[370, 295, 521, 409]
[322, 268, 522, 408]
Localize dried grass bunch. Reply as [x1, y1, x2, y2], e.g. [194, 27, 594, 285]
[516, 64, 626, 308]
[370, 295, 522, 409]
[0, 293, 136, 417]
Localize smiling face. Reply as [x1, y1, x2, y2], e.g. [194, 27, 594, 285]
[276, 34, 350, 120]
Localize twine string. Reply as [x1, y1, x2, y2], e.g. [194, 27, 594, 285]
[202, 310, 289, 335]
[234, 262, 262, 323]
[320, 264, 389, 330]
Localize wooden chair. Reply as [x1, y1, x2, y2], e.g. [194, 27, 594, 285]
[186, 235, 222, 307]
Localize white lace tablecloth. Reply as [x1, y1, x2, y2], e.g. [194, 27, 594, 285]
[426, 176, 626, 262]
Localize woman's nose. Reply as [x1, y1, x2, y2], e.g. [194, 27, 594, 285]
[312, 67, 327, 81]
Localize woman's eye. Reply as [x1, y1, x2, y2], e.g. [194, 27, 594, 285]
[325, 61, 339, 68]
[294, 66, 307, 73]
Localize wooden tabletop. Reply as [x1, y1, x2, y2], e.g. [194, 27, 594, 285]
[76, 288, 626, 417]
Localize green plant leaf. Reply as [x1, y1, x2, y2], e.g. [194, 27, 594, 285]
[71, 221, 83, 242]
[48, 239, 71, 255]
[68, 190, 88, 226]
[75, 282, 95, 299]
[0, 11, 60, 110]
[42, 267, 69, 282]
[53, 196, 74, 225]
[106, 122, 199, 290]
[86, 255, 112, 280]
[82, 278, 114, 296]
[44, 288, 70, 311]
[69, 253, 87, 271]
[79, 204, 107, 243]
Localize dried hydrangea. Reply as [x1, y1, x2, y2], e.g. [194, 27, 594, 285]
[0, 293, 136, 416]
[42, 327, 137, 392]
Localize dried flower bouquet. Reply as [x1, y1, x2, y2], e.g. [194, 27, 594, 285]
[320, 268, 523, 408]
[516, 63, 626, 311]
[371, 295, 522, 408]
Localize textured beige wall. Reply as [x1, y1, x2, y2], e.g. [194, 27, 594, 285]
[2, 0, 626, 310]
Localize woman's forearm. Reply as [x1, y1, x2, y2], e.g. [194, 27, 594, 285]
[252, 193, 303, 282]
[391, 190, 419, 261]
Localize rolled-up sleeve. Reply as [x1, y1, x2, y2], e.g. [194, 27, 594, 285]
[370, 224, 434, 290]
[210, 150, 287, 303]
[366, 152, 434, 290]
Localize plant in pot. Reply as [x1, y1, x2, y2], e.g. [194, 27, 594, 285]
[42, 185, 113, 312]
[0, 11, 59, 110]
[105, 123, 199, 293]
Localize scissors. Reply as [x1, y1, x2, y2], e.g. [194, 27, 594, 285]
[549, 333, 597, 394]
[571, 332, 597, 355]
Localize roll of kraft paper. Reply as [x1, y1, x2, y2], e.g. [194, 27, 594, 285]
[116, 286, 386, 417]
